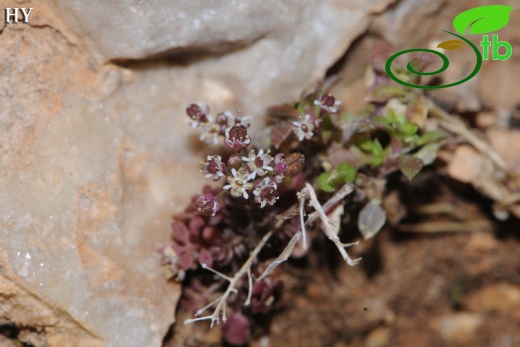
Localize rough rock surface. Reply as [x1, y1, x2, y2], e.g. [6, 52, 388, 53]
[0, 0, 392, 346]
[55, 0, 392, 116]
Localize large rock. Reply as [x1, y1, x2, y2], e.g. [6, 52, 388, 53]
[55, 0, 392, 115]
[0, 0, 392, 346]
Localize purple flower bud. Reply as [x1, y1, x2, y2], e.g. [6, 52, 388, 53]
[194, 194, 221, 217]
[215, 112, 232, 136]
[229, 124, 248, 140]
[224, 124, 251, 150]
[320, 94, 336, 108]
[215, 112, 228, 125]
[227, 154, 242, 169]
[186, 103, 209, 127]
[274, 153, 288, 174]
[313, 93, 341, 114]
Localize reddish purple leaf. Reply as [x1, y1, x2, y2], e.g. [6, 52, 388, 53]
[222, 312, 250, 346]
[197, 248, 213, 268]
[172, 222, 189, 244]
[178, 251, 194, 271]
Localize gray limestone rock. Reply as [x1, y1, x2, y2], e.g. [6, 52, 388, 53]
[0, 0, 392, 346]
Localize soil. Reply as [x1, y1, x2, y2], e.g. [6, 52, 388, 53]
[165, 175, 520, 347]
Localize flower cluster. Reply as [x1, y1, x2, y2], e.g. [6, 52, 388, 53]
[186, 103, 252, 147]
[164, 71, 454, 347]
[166, 89, 353, 341]
[290, 93, 341, 141]
[189, 104, 305, 212]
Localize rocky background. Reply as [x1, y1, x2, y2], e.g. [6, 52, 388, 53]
[0, 0, 518, 347]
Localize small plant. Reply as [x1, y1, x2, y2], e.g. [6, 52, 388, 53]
[161, 62, 447, 343]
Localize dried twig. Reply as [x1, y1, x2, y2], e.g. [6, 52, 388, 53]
[304, 183, 361, 266]
[308, 182, 354, 220]
[184, 218, 284, 327]
[256, 231, 302, 281]
[427, 100, 509, 173]
[398, 220, 493, 233]
[257, 183, 356, 280]
[299, 189, 307, 250]
[186, 183, 359, 326]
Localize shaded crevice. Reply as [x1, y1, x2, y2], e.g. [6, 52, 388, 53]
[110, 34, 267, 70]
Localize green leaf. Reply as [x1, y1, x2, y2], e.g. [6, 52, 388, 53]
[387, 107, 406, 124]
[366, 85, 408, 103]
[322, 164, 357, 191]
[317, 173, 335, 193]
[336, 163, 357, 183]
[437, 40, 465, 50]
[358, 201, 387, 239]
[359, 139, 375, 152]
[373, 115, 392, 128]
[453, 5, 515, 35]
[357, 139, 387, 167]
[372, 139, 384, 156]
[398, 155, 424, 181]
[399, 121, 419, 137]
[416, 130, 446, 146]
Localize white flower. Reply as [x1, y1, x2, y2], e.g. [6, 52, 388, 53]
[200, 155, 226, 181]
[242, 149, 273, 180]
[292, 114, 315, 141]
[222, 111, 251, 130]
[314, 94, 341, 114]
[223, 169, 254, 199]
[253, 177, 278, 208]
[199, 121, 219, 145]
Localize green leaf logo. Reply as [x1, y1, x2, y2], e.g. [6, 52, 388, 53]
[453, 5, 515, 35]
